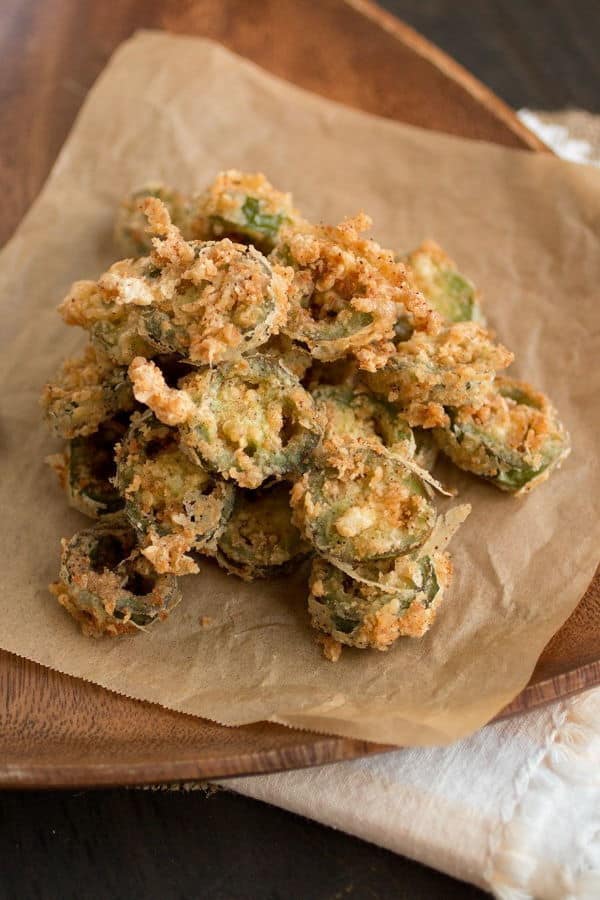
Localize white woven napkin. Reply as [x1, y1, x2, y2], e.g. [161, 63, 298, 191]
[218, 114, 600, 900]
[223, 691, 600, 898]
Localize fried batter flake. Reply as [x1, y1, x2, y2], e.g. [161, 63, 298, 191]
[275, 214, 441, 365]
[364, 322, 513, 427]
[129, 357, 195, 426]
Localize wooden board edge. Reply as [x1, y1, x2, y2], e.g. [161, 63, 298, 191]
[497, 659, 600, 719]
[345, 0, 550, 153]
[2, 659, 599, 789]
[0, 737, 389, 790]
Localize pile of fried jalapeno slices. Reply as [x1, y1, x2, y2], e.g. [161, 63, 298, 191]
[41, 170, 570, 657]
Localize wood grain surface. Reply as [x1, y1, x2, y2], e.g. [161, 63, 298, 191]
[0, 0, 548, 248]
[0, 0, 598, 788]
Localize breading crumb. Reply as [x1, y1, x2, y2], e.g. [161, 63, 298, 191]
[317, 634, 343, 662]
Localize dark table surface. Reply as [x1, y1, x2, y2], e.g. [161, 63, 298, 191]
[2, 2, 597, 899]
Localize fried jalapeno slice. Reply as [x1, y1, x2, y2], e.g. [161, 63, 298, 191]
[63, 202, 292, 367]
[185, 356, 321, 486]
[48, 417, 127, 517]
[114, 183, 196, 257]
[115, 411, 235, 574]
[195, 170, 302, 253]
[164, 239, 291, 365]
[405, 241, 485, 325]
[41, 344, 135, 439]
[291, 443, 436, 564]
[308, 552, 449, 651]
[311, 383, 415, 456]
[308, 507, 467, 653]
[273, 214, 440, 365]
[51, 516, 181, 636]
[59, 262, 167, 366]
[129, 355, 321, 489]
[434, 376, 571, 493]
[216, 482, 311, 581]
[364, 322, 513, 429]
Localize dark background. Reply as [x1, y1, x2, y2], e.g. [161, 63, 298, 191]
[391, 0, 600, 113]
[3, 2, 597, 898]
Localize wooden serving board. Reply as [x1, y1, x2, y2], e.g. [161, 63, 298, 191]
[1, 0, 598, 788]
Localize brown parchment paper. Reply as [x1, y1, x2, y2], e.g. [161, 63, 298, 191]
[1, 31, 599, 747]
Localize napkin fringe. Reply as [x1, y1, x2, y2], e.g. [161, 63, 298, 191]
[518, 109, 600, 167]
[484, 691, 600, 900]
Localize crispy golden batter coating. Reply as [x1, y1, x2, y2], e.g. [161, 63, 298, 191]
[274, 214, 441, 365]
[434, 375, 570, 493]
[194, 169, 303, 251]
[41, 344, 135, 439]
[180, 244, 290, 365]
[128, 357, 196, 426]
[114, 183, 197, 257]
[364, 322, 513, 427]
[404, 240, 485, 325]
[62, 199, 293, 367]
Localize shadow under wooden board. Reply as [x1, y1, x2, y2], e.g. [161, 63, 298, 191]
[1, 0, 598, 788]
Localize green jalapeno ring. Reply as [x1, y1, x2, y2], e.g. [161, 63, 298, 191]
[311, 383, 416, 456]
[42, 346, 136, 440]
[64, 417, 128, 517]
[216, 482, 311, 581]
[364, 322, 513, 426]
[179, 355, 321, 489]
[273, 216, 417, 364]
[291, 443, 436, 565]
[75, 225, 290, 367]
[52, 515, 181, 636]
[195, 170, 302, 253]
[308, 552, 446, 651]
[434, 376, 570, 494]
[307, 505, 467, 650]
[127, 242, 289, 367]
[115, 411, 235, 573]
[280, 273, 390, 364]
